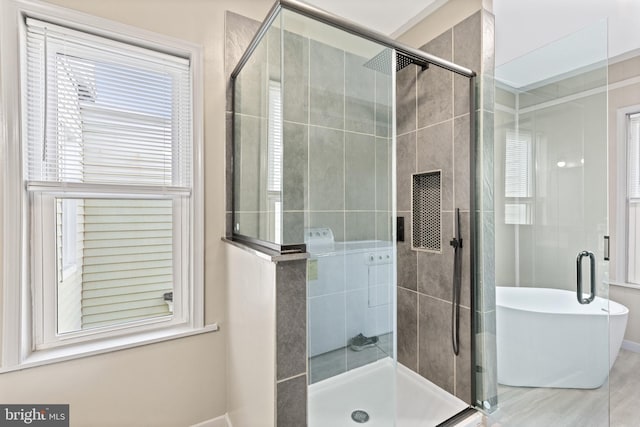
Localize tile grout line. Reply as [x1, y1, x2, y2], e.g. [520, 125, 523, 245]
[398, 285, 472, 310]
[397, 112, 470, 139]
[276, 372, 307, 384]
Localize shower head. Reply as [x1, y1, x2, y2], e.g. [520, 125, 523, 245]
[363, 50, 428, 75]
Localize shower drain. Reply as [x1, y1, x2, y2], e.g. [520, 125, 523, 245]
[351, 410, 370, 423]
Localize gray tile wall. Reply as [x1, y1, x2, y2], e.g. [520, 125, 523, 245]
[396, 11, 484, 405]
[289, 42, 393, 245]
[277, 375, 307, 427]
[276, 260, 308, 426]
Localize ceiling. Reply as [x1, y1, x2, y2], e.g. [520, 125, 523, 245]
[309, 0, 640, 88]
[495, 0, 640, 88]
[304, 0, 444, 38]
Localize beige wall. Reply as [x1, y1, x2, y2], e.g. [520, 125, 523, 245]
[0, 0, 273, 425]
[225, 244, 276, 427]
[611, 286, 640, 344]
[395, 0, 482, 48]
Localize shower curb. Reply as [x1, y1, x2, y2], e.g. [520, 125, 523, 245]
[436, 407, 481, 427]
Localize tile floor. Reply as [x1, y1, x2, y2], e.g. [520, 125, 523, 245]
[610, 349, 640, 427]
[485, 349, 640, 427]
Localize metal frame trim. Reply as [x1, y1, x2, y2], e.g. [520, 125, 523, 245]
[468, 74, 478, 409]
[230, 0, 476, 80]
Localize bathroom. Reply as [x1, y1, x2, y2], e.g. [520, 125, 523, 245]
[0, 0, 638, 426]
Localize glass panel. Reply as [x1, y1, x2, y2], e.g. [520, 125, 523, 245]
[278, 9, 397, 426]
[233, 11, 283, 243]
[487, 20, 610, 425]
[56, 198, 174, 334]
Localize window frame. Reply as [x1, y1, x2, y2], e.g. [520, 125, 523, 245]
[613, 105, 640, 287]
[503, 129, 534, 225]
[34, 193, 189, 350]
[0, 0, 210, 372]
[621, 109, 640, 285]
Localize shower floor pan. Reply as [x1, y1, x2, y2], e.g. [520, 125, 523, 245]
[309, 358, 479, 426]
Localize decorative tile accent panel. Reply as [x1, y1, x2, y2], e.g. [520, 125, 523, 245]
[412, 171, 442, 252]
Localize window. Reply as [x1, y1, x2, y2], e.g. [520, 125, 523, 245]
[0, 4, 205, 368]
[267, 81, 282, 243]
[504, 130, 533, 225]
[627, 113, 640, 284]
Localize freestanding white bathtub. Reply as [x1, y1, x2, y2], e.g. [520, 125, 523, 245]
[496, 286, 629, 389]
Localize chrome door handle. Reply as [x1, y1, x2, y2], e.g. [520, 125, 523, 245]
[576, 251, 596, 304]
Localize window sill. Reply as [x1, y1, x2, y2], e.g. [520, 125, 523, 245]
[609, 281, 640, 290]
[1, 323, 219, 374]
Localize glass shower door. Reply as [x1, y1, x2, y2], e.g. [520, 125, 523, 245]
[491, 21, 610, 426]
[278, 9, 398, 427]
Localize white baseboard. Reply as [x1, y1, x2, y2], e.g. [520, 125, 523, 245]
[190, 414, 231, 427]
[622, 340, 640, 353]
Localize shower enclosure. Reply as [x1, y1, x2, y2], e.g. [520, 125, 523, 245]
[478, 21, 611, 426]
[230, 0, 477, 425]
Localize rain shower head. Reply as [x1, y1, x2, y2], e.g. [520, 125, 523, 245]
[363, 50, 428, 75]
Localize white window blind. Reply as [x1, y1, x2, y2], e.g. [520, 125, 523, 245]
[267, 80, 282, 193]
[505, 130, 532, 198]
[267, 81, 282, 243]
[504, 203, 531, 225]
[628, 113, 640, 200]
[24, 18, 192, 189]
